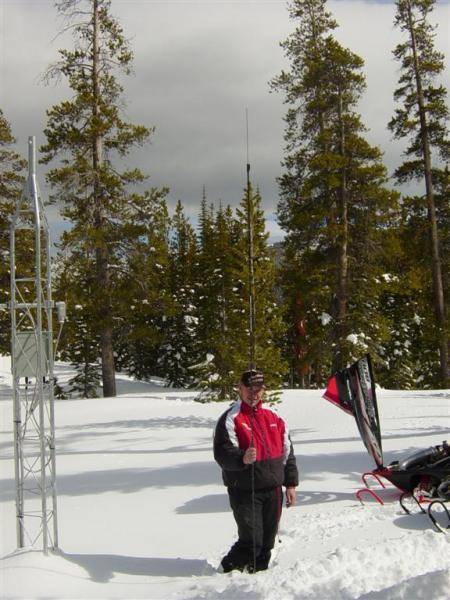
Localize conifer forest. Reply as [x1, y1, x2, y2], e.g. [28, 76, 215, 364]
[0, 0, 448, 397]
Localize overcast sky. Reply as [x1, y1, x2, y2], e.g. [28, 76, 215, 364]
[1, 0, 449, 245]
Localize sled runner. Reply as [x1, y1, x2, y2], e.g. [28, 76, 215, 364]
[323, 355, 450, 533]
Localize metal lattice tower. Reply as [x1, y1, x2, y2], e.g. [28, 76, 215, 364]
[8, 136, 59, 553]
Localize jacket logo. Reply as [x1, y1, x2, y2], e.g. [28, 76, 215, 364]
[242, 423, 252, 430]
[270, 423, 277, 428]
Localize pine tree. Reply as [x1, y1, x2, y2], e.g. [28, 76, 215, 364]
[377, 185, 447, 388]
[435, 168, 449, 302]
[195, 190, 216, 358]
[41, 0, 154, 396]
[192, 188, 287, 401]
[0, 110, 26, 354]
[54, 242, 101, 397]
[114, 192, 172, 381]
[193, 192, 217, 395]
[271, 0, 400, 385]
[389, 0, 449, 386]
[193, 201, 242, 400]
[235, 184, 287, 391]
[158, 200, 200, 386]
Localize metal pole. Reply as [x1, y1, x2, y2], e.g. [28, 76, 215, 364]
[245, 110, 258, 573]
[246, 109, 256, 371]
[7, 135, 60, 554]
[45, 207, 58, 549]
[10, 218, 24, 549]
[29, 137, 49, 554]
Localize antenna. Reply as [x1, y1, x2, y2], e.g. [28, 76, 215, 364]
[246, 108, 250, 168]
[246, 109, 256, 371]
[0, 137, 65, 554]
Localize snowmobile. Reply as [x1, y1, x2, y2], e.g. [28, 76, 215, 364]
[323, 355, 450, 533]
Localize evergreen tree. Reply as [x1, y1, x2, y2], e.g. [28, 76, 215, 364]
[114, 192, 172, 381]
[377, 183, 447, 388]
[193, 201, 242, 400]
[375, 207, 425, 389]
[158, 200, 200, 386]
[193, 187, 287, 401]
[0, 111, 26, 354]
[235, 184, 287, 390]
[389, 0, 449, 386]
[55, 243, 101, 397]
[195, 190, 217, 357]
[271, 0, 399, 385]
[435, 167, 449, 301]
[0, 111, 24, 205]
[41, 0, 154, 396]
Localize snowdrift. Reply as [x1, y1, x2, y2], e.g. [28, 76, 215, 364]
[0, 361, 449, 599]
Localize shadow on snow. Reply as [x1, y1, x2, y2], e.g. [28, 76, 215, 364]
[59, 550, 215, 581]
[175, 489, 357, 514]
[0, 461, 222, 502]
[0, 449, 420, 502]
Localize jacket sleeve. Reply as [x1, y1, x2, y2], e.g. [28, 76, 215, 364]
[278, 413, 298, 487]
[214, 410, 246, 471]
[283, 435, 299, 487]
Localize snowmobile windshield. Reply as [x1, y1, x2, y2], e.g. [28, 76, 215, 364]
[323, 355, 383, 468]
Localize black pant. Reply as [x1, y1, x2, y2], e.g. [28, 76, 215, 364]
[222, 486, 282, 572]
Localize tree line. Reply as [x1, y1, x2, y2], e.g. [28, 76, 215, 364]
[0, 0, 448, 396]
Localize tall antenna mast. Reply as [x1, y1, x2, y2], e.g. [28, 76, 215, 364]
[0, 137, 64, 554]
[246, 109, 256, 371]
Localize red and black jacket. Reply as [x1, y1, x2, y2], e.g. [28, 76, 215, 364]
[214, 400, 299, 491]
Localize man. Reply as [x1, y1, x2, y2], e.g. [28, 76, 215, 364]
[213, 369, 298, 573]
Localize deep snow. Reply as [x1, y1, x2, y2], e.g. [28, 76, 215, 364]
[0, 357, 449, 600]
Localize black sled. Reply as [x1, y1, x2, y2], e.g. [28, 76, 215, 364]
[323, 355, 450, 533]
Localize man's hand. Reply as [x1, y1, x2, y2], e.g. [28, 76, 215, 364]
[286, 487, 296, 507]
[243, 447, 257, 465]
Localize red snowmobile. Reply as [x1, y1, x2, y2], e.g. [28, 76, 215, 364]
[323, 355, 450, 533]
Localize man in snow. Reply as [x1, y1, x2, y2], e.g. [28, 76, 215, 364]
[214, 369, 298, 573]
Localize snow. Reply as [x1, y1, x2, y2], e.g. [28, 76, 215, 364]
[0, 356, 449, 599]
[320, 312, 332, 326]
[381, 274, 399, 283]
[184, 316, 198, 325]
[346, 333, 369, 351]
[347, 334, 359, 344]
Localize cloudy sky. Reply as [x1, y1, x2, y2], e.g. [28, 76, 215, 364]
[1, 0, 449, 245]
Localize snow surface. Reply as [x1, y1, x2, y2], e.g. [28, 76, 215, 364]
[0, 357, 449, 600]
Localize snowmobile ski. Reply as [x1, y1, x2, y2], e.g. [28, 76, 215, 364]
[427, 500, 450, 534]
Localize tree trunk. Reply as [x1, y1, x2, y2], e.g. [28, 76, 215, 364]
[92, 0, 116, 397]
[407, 1, 449, 385]
[333, 87, 349, 372]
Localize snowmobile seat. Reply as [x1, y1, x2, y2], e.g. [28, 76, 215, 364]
[398, 446, 441, 470]
[389, 441, 450, 472]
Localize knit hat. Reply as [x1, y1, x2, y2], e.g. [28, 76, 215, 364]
[240, 369, 264, 388]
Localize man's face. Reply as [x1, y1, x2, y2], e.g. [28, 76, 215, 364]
[239, 382, 265, 407]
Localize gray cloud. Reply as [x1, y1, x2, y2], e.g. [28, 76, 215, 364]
[1, 0, 449, 243]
